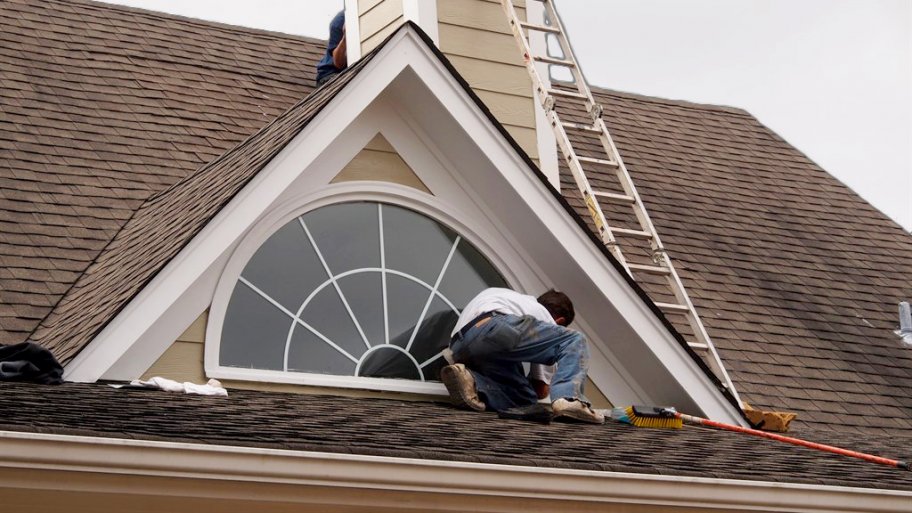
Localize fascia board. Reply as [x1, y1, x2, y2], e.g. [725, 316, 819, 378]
[2, 431, 909, 513]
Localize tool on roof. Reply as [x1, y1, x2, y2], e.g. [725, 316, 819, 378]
[501, 0, 740, 404]
[607, 405, 911, 471]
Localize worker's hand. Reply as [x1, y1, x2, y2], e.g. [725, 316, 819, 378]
[530, 378, 550, 400]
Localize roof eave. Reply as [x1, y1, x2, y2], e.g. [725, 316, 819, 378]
[2, 430, 907, 513]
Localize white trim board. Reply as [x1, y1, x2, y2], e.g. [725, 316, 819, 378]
[2, 431, 908, 513]
[64, 24, 742, 424]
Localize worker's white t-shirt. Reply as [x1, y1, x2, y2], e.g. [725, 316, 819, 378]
[451, 287, 555, 383]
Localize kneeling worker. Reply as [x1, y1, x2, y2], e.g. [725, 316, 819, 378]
[441, 287, 604, 424]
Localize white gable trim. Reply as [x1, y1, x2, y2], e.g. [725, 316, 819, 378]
[63, 25, 742, 424]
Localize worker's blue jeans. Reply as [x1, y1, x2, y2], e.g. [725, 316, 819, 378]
[449, 313, 591, 412]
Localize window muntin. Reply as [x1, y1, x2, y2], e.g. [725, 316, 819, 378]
[220, 201, 506, 383]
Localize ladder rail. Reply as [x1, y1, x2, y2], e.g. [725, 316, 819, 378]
[501, 0, 742, 406]
[504, 0, 626, 265]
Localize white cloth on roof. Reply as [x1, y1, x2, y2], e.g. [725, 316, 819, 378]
[451, 287, 556, 384]
[128, 376, 228, 397]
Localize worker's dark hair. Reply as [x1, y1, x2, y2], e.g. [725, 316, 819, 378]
[537, 289, 574, 326]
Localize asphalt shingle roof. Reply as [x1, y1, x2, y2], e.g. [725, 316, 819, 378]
[555, 88, 912, 435]
[2, 0, 911, 440]
[2, 381, 910, 491]
[0, 0, 322, 345]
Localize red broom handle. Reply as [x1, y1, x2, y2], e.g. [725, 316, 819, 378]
[677, 413, 910, 470]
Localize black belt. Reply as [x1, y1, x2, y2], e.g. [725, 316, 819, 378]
[454, 311, 500, 340]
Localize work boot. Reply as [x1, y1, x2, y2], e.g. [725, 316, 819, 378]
[552, 398, 604, 424]
[440, 364, 485, 412]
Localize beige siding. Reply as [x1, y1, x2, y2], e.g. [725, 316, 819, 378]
[332, 134, 431, 192]
[446, 55, 532, 97]
[359, 0, 404, 54]
[176, 310, 207, 343]
[438, 0, 525, 34]
[141, 341, 206, 383]
[586, 377, 612, 409]
[358, 0, 385, 14]
[141, 310, 208, 382]
[437, 0, 537, 160]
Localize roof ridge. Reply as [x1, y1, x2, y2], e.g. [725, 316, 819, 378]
[587, 84, 751, 116]
[59, 0, 327, 46]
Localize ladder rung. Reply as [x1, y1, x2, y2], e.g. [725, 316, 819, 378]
[519, 21, 561, 34]
[688, 342, 710, 350]
[655, 302, 690, 314]
[561, 122, 600, 133]
[611, 227, 652, 240]
[546, 88, 587, 100]
[592, 191, 635, 204]
[534, 55, 576, 68]
[627, 263, 671, 275]
[578, 155, 617, 167]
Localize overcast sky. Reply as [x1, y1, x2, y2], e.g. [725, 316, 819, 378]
[105, 0, 911, 230]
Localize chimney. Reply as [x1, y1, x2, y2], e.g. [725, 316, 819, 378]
[344, 0, 559, 186]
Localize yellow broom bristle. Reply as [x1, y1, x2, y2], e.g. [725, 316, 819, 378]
[626, 406, 683, 429]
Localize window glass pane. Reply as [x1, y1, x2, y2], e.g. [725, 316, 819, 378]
[358, 347, 421, 380]
[241, 221, 322, 311]
[336, 272, 385, 346]
[287, 325, 356, 375]
[383, 204, 457, 284]
[409, 297, 457, 366]
[299, 285, 367, 361]
[221, 283, 290, 370]
[438, 240, 508, 310]
[386, 275, 432, 349]
[303, 202, 379, 275]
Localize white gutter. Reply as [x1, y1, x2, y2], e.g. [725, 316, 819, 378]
[0, 431, 908, 513]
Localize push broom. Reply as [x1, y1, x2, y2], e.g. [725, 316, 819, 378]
[607, 405, 911, 471]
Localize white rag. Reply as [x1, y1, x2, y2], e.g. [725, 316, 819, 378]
[125, 376, 228, 397]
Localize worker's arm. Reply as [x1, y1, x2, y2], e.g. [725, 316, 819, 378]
[332, 26, 347, 69]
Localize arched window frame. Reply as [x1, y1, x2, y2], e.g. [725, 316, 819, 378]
[205, 182, 521, 395]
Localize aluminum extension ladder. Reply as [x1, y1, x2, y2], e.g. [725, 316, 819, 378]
[501, 0, 741, 405]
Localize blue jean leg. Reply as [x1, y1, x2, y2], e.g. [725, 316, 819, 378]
[468, 361, 538, 411]
[451, 314, 591, 412]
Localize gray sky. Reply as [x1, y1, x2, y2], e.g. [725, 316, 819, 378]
[105, 0, 911, 230]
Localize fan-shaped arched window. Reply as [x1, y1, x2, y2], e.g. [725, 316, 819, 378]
[219, 201, 506, 384]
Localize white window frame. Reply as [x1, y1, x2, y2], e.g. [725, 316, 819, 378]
[205, 183, 520, 395]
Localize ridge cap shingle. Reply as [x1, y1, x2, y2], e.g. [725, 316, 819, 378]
[589, 85, 751, 116]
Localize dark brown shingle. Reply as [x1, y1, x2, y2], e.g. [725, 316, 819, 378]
[557, 88, 912, 435]
[1, 381, 909, 491]
[0, 0, 323, 345]
[3, 0, 911, 440]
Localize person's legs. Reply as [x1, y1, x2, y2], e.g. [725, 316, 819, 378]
[468, 360, 537, 412]
[450, 314, 592, 406]
[467, 315, 590, 403]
